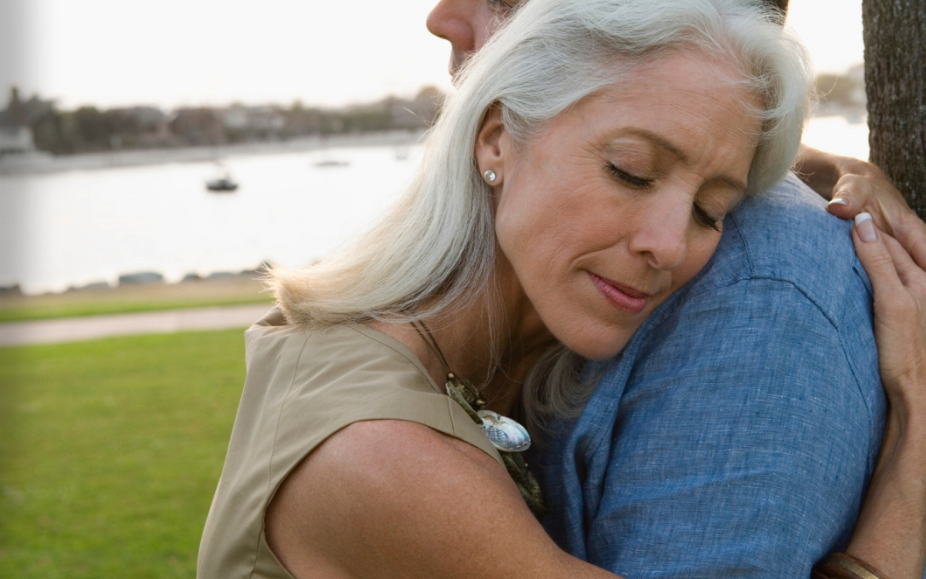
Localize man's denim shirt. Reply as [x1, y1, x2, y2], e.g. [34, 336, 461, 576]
[535, 175, 888, 578]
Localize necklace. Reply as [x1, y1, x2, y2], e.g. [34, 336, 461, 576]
[410, 319, 547, 518]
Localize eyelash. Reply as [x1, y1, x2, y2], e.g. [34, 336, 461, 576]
[607, 163, 722, 232]
[607, 163, 654, 189]
[693, 204, 721, 231]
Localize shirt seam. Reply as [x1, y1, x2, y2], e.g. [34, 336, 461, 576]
[248, 328, 312, 579]
[708, 212, 872, 434]
[347, 325, 443, 394]
[688, 275, 874, 443]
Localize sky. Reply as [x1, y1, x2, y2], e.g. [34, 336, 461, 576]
[0, 0, 865, 110]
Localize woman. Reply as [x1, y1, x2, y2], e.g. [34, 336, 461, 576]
[198, 0, 926, 578]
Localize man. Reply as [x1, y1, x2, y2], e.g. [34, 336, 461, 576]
[426, 0, 926, 577]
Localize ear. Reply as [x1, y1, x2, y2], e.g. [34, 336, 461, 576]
[475, 105, 512, 185]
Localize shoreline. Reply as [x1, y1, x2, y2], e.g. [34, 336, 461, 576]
[0, 129, 428, 176]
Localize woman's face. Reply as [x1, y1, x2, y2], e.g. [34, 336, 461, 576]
[480, 51, 762, 359]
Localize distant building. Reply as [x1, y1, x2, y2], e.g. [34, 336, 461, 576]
[168, 108, 226, 145]
[220, 105, 285, 141]
[0, 87, 38, 154]
[0, 124, 35, 155]
[110, 106, 172, 148]
[0, 87, 57, 154]
[245, 106, 285, 133]
[222, 106, 250, 131]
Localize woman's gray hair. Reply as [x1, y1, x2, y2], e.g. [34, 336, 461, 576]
[269, 0, 813, 436]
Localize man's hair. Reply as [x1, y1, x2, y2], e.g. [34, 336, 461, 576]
[766, 0, 788, 14]
[270, 0, 812, 434]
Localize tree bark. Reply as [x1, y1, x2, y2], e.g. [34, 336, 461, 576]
[863, 0, 926, 219]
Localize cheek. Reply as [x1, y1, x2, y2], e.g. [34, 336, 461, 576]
[494, 187, 539, 262]
[494, 172, 563, 262]
[495, 182, 601, 276]
[495, 209, 567, 306]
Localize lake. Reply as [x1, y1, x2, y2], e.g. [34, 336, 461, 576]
[0, 116, 870, 295]
[0, 142, 424, 294]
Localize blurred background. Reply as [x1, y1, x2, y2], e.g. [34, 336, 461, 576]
[0, 0, 866, 297]
[0, 0, 871, 576]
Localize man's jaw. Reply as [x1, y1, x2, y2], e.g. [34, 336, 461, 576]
[448, 49, 472, 83]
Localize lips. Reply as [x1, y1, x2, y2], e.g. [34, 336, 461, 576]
[588, 272, 650, 315]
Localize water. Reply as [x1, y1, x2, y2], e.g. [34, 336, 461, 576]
[0, 115, 870, 295]
[0, 145, 423, 294]
[801, 114, 870, 161]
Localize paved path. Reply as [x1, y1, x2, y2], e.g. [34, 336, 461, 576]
[0, 304, 274, 347]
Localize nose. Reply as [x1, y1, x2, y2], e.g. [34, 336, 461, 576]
[426, 0, 476, 53]
[628, 196, 690, 271]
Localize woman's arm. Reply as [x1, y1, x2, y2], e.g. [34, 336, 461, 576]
[265, 419, 618, 579]
[842, 215, 926, 579]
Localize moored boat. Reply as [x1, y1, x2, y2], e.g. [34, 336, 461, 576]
[206, 177, 239, 192]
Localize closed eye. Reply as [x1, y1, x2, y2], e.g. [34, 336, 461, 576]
[607, 163, 654, 190]
[693, 204, 721, 231]
[608, 162, 722, 231]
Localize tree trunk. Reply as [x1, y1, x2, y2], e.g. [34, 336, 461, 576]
[863, 0, 926, 219]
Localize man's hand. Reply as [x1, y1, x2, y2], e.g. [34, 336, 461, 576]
[794, 144, 926, 270]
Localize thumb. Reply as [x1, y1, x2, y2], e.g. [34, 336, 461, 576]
[853, 213, 903, 300]
[826, 175, 873, 221]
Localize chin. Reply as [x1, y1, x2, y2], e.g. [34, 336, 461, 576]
[561, 328, 634, 361]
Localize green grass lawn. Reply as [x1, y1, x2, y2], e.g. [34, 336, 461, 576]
[0, 330, 247, 578]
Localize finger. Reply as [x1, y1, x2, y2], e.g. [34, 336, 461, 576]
[852, 213, 905, 299]
[882, 232, 926, 289]
[826, 174, 876, 221]
[889, 209, 926, 273]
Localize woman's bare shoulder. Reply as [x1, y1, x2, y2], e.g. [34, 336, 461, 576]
[265, 419, 616, 579]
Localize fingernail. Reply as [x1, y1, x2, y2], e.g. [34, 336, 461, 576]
[855, 212, 878, 242]
[828, 197, 849, 207]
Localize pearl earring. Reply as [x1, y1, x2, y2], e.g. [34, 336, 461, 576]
[484, 169, 497, 183]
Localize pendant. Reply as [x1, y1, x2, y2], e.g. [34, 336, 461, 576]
[477, 410, 531, 452]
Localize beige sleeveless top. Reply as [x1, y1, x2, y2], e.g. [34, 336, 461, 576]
[197, 307, 503, 579]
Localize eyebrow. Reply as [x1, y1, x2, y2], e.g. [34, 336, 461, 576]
[622, 128, 749, 194]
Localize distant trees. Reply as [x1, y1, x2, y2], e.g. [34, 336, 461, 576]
[290, 86, 444, 136]
[0, 86, 445, 156]
[863, 0, 926, 218]
[23, 105, 169, 154]
[815, 71, 865, 108]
